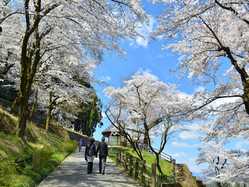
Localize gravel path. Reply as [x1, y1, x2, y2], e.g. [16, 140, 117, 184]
[38, 149, 141, 187]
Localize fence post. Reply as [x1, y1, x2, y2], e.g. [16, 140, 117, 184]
[125, 153, 129, 170]
[129, 155, 133, 176]
[172, 159, 176, 183]
[121, 152, 125, 167]
[141, 160, 146, 186]
[151, 163, 157, 187]
[120, 152, 123, 165]
[134, 158, 139, 179]
[116, 152, 120, 165]
[148, 178, 151, 187]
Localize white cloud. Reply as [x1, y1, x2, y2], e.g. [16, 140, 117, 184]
[171, 141, 198, 148]
[177, 123, 203, 141]
[101, 76, 111, 81]
[187, 162, 204, 174]
[195, 86, 205, 92]
[136, 36, 149, 47]
[171, 153, 204, 175]
[234, 140, 249, 152]
[179, 131, 200, 140]
[101, 111, 106, 119]
[171, 152, 188, 158]
[97, 76, 112, 86]
[175, 156, 205, 175]
[134, 15, 155, 47]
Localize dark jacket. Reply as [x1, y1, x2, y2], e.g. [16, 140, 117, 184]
[85, 143, 97, 159]
[97, 142, 108, 157]
[79, 138, 85, 146]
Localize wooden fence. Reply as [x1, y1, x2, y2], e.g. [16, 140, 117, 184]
[115, 151, 176, 187]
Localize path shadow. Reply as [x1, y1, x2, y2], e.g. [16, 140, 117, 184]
[39, 150, 141, 187]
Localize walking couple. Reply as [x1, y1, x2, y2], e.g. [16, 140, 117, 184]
[85, 137, 108, 174]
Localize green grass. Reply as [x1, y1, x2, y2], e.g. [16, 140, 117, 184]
[109, 146, 174, 176]
[0, 107, 77, 187]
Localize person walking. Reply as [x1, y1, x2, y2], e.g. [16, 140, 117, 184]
[79, 138, 84, 152]
[97, 137, 108, 175]
[85, 138, 96, 174]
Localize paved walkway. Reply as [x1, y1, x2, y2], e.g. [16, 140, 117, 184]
[38, 149, 140, 187]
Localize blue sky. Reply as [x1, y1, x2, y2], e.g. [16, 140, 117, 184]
[92, 0, 206, 176]
[92, 42, 206, 175]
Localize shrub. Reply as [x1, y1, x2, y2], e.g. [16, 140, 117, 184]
[0, 108, 17, 134]
[22, 165, 41, 183]
[0, 160, 16, 176]
[32, 147, 53, 172]
[26, 124, 40, 143]
[0, 108, 78, 187]
[62, 141, 77, 153]
[7, 175, 34, 187]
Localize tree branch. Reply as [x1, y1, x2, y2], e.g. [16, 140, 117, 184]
[215, 0, 249, 26]
[199, 16, 249, 83]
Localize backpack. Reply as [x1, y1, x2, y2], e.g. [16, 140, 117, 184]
[99, 142, 108, 157]
[88, 144, 96, 157]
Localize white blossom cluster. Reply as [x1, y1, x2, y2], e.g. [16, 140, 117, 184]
[155, 0, 249, 182]
[105, 71, 192, 144]
[0, 0, 146, 126]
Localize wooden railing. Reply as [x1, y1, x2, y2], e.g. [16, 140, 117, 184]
[115, 151, 176, 187]
[152, 148, 173, 162]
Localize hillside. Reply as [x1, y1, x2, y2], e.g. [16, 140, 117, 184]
[109, 146, 204, 187]
[176, 164, 205, 187]
[0, 107, 77, 187]
[0, 72, 102, 136]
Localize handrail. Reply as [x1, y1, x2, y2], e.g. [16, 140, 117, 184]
[115, 150, 176, 187]
[116, 151, 152, 187]
[61, 126, 89, 138]
[150, 148, 173, 162]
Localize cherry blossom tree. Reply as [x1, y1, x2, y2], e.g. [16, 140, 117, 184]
[0, 0, 146, 138]
[105, 99, 145, 161]
[24, 50, 102, 135]
[155, 0, 249, 181]
[1, 23, 102, 135]
[105, 71, 191, 175]
[155, 0, 249, 115]
[197, 139, 249, 183]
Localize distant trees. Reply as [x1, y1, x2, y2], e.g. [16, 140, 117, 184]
[35, 56, 101, 134]
[155, 0, 249, 182]
[0, 0, 146, 139]
[45, 91, 59, 131]
[74, 95, 102, 136]
[105, 71, 191, 175]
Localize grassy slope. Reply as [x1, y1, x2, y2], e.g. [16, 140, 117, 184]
[0, 107, 77, 187]
[109, 146, 173, 176]
[109, 146, 201, 187]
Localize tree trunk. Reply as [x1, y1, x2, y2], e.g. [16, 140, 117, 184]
[45, 110, 51, 131]
[17, 0, 42, 139]
[143, 135, 149, 149]
[29, 90, 38, 120]
[217, 182, 222, 187]
[11, 94, 20, 114]
[224, 47, 249, 115]
[18, 24, 31, 139]
[18, 95, 29, 138]
[45, 114, 51, 131]
[155, 153, 163, 176]
[243, 80, 249, 115]
[45, 91, 53, 131]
